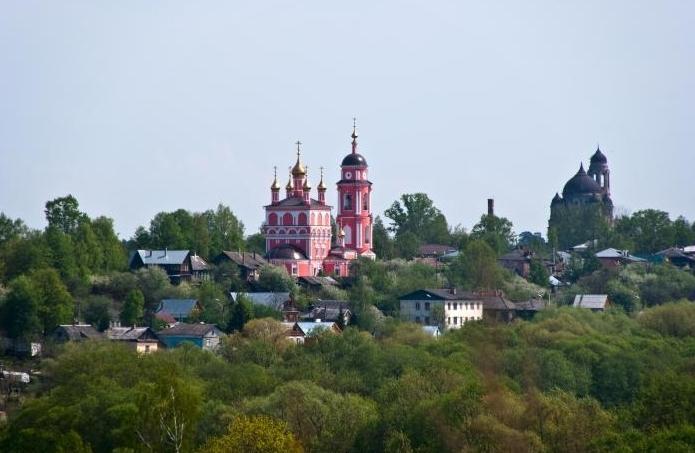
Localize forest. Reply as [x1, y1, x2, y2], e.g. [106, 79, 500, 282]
[0, 193, 695, 452]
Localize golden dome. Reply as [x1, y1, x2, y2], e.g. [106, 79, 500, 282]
[270, 167, 281, 190]
[285, 169, 293, 190]
[317, 166, 327, 191]
[291, 141, 306, 176]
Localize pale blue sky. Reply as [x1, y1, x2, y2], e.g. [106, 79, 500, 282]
[1, 1, 693, 239]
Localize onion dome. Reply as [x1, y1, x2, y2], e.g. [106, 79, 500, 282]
[285, 168, 293, 191]
[291, 141, 306, 176]
[270, 167, 281, 191]
[590, 146, 608, 164]
[317, 167, 327, 191]
[267, 243, 307, 260]
[341, 119, 368, 167]
[562, 163, 602, 198]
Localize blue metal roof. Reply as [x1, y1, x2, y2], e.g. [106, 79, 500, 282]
[136, 250, 190, 265]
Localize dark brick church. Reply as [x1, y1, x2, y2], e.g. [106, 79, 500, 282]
[548, 147, 614, 248]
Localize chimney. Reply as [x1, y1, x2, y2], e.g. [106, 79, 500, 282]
[487, 198, 494, 217]
[450, 287, 457, 295]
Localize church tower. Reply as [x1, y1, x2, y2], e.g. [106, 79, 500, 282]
[335, 120, 375, 259]
[587, 146, 610, 196]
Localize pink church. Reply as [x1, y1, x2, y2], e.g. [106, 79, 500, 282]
[263, 124, 375, 277]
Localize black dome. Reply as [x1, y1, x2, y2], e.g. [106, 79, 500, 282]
[267, 244, 307, 260]
[590, 148, 607, 164]
[341, 153, 367, 166]
[562, 164, 602, 198]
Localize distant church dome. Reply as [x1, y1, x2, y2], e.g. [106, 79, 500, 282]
[341, 153, 368, 166]
[267, 243, 307, 260]
[562, 163, 602, 198]
[590, 147, 608, 164]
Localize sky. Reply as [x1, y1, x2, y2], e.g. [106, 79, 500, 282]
[1, 1, 694, 240]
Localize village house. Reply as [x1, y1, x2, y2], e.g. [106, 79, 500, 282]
[595, 248, 646, 268]
[298, 275, 339, 291]
[298, 300, 351, 326]
[230, 291, 290, 312]
[51, 324, 103, 343]
[106, 326, 160, 353]
[573, 294, 609, 312]
[213, 251, 268, 282]
[155, 299, 203, 322]
[399, 289, 484, 329]
[654, 247, 695, 268]
[283, 321, 341, 344]
[157, 323, 224, 351]
[129, 249, 210, 283]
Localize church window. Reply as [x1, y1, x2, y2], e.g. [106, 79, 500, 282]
[298, 213, 308, 225]
[283, 213, 293, 225]
[268, 213, 278, 225]
[343, 194, 352, 210]
[363, 194, 369, 210]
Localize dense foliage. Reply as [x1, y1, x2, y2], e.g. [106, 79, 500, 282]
[2, 306, 695, 451]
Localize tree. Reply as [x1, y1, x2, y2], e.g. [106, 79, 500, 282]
[0, 213, 28, 245]
[91, 216, 127, 272]
[528, 258, 549, 287]
[470, 214, 515, 255]
[0, 276, 42, 339]
[257, 265, 296, 292]
[447, 240, 505, 290]
[83, 295, 113, 331]
[385, 193, 451, 245]
[372, 216, 395, 259]
[209, 204, 245, 256]
[31, 268, 74, 334]
[45, 195, 85, 235]
[245, 232, 266, 255]
[121, 289, 144, 326]
[228, 294, 253, 332]
[200, 415, 303, 453]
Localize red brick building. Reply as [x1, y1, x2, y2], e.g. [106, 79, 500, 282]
[263, 123, 374, 277]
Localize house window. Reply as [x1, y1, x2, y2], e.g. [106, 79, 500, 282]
[415, 302, 420, 310]
[447, 303, 451, 310]
[425, 302, 430, 311]
[425, 317, 430, 325]
[415, 316, 421, 324]
[453, 303, 458, 310]
[464, 303, 468, 310]
[291, 264, 298, 276]
[465, 317, 469, 322]
[447, 317, 451, 325]
[477, 303, 481, 310]
[145, 345, 151, 353]
[454, 317, 458, 325]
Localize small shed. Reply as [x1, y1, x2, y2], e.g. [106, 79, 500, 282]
[573, 294, 609, 312]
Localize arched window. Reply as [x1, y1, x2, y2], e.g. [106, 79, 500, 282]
[298, 213, 308, 225]
[282, 213, 293, 226]
[268, 213, 278, 226]
[343, 225, 352, 245]
[343, 194, 352, 210]
[363, 193, 369, 211]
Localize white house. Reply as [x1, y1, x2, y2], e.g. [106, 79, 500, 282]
[399, 288, 483, 330]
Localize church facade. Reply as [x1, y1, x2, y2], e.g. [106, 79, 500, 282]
[548, 147, 614, 249]
[263, 124, 374, 277]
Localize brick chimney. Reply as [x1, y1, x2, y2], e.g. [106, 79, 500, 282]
[487, 198, 494, 217]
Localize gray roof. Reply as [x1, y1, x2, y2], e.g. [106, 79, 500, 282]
[217, 251, 268, 270]
[422, 325, 441, 337]
[157, 323, 222, 337]
[573, 294, 608, 309]
[514, 299, 546, 311]
[400, 289, 515, 311]
[300, 303, 351, 322]
[418, 244, 457, 256]
[299, 276, 339, 287]
[107, 326, 157, 341]
[230, 292, 290, 310]
[54, 324, 103, 341]
[294, 321, 338, 336]
[595, 248, 646, 262]
[134, 249, 190, 266]
[190, 255, 209, 271]
[157, 299, 200, 318]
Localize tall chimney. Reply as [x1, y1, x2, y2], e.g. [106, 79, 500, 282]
[487, 198, 495, 217]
